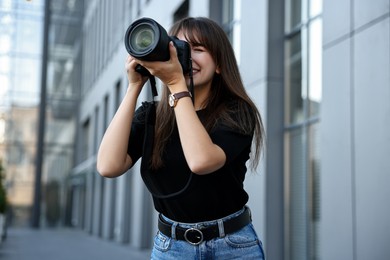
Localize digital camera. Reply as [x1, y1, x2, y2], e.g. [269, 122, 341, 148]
[124, 17, 191, 76]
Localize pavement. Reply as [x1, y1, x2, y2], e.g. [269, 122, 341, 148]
[0, 227, 152, 260]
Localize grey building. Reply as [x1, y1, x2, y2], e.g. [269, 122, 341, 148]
[59, 0, 389, 259]
[0, 0, 82, 227]
[321, 1, 390, 259]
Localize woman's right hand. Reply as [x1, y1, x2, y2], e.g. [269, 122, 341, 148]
[125, 55, 149, 94]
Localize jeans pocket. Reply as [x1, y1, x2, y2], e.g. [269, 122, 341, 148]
[153, 231, 172, 252]
[224, 223, 260, 248]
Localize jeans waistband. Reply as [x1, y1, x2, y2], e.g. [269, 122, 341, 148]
[161, 206, 247, 228]
[158, 206, 252, 244]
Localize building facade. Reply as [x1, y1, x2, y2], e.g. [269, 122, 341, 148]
[54, 0, 389, 259]
[321, 1, 390, 259]
[0, 0, 83, 227]
[0, 0, 45, 227]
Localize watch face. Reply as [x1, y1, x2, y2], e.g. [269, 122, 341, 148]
[169, 94, 175, 107]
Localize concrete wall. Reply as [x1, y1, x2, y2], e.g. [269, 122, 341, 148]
[240, 0, 269, 249]
[320, 0, 390, 259]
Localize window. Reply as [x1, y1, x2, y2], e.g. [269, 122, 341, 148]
[284, 0, 322, 259]
[221, 0, 234, 41]
[173, 0, 189, 22]
[103, 94, 110, 130]
[93, 106, 99, 154]
[115, 80, 122, 110]
[210, 0, 240, 63]
[0, 118, 5, 143]
[81, 118, 90, 161]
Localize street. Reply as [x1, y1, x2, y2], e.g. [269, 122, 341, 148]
[0, 227, 151, 260]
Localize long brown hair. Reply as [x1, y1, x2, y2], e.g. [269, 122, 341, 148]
[151, 17, 265, 170]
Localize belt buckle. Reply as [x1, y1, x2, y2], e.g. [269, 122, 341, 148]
[184, 228, 204, 245]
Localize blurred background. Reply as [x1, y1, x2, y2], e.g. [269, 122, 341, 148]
[0, 0, 388, 259]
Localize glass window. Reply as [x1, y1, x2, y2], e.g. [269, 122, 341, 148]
[82, 118, 90, 161]
[0, 0, 12, 10]
[173, 0, 189, 22]
[222, 0, 234, 42]
[15, 19, 43, 55]
[309, 0, 322, 18]
[222, 0, 234, 24]
[93, 106, 99, 154]
[285, 0, 302, 31]
[284, 1, 322, 259]
[115, 80, 122, 110]
[0, 118, 5, 143]
[0, 34, 12, 54]
[285, 33, 303, 124]
[0, 56, 10, 73]
[286, 127, 308, 260]
[308, 123, 320, 259]
[13, 57, 41, 105]
[308, 18, 322, 117]
[219, 0, 241, 63]
[103, 95, 109, 130]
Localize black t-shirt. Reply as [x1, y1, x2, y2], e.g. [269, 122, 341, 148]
[127, 101, 253, 223]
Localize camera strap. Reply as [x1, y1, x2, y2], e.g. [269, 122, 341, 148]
[188, 59, 194, 103]
[140, 102, 194, 199]
[140, 75, 194, 199]
[149, 75, 158, 98]
[147, 67, 194, 103]
[140, 56, 195, 198]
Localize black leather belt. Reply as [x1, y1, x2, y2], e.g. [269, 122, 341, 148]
[158, 207, 252, 245]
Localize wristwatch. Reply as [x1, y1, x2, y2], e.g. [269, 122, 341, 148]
[168, 91, 192, 108]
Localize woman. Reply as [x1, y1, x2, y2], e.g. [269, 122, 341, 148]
[97, 17, 265, 259]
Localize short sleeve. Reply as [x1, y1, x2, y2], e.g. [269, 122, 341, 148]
[202, 100, 255, 165]
[210, 125, 253, 164]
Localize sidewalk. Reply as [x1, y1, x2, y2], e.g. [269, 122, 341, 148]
[0, 227, 151, 260]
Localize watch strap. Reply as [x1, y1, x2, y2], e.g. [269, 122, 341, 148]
[174, 91, 192, 100]
[170, 91, 192, 107]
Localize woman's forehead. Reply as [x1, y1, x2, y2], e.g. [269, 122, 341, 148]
[177, 29, 203, 45]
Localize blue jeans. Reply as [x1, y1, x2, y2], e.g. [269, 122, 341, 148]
[151, 207, 265, 259]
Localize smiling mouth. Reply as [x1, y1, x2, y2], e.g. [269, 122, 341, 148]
[185, 70, 199, 77]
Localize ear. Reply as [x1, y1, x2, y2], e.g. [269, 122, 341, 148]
[216, 66, 221, 74]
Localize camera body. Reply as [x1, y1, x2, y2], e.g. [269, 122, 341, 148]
[124, 18, 191, 76]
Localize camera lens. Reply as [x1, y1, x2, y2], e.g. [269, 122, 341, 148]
[124, 18, 191, 76]
[129, 24, 155, 54]
[124, 18, 170, 61]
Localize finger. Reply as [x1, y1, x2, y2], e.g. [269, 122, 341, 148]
[126, 55, 134, 63]
[169, 41, 178, 60]
[126, 57, 141, 70]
